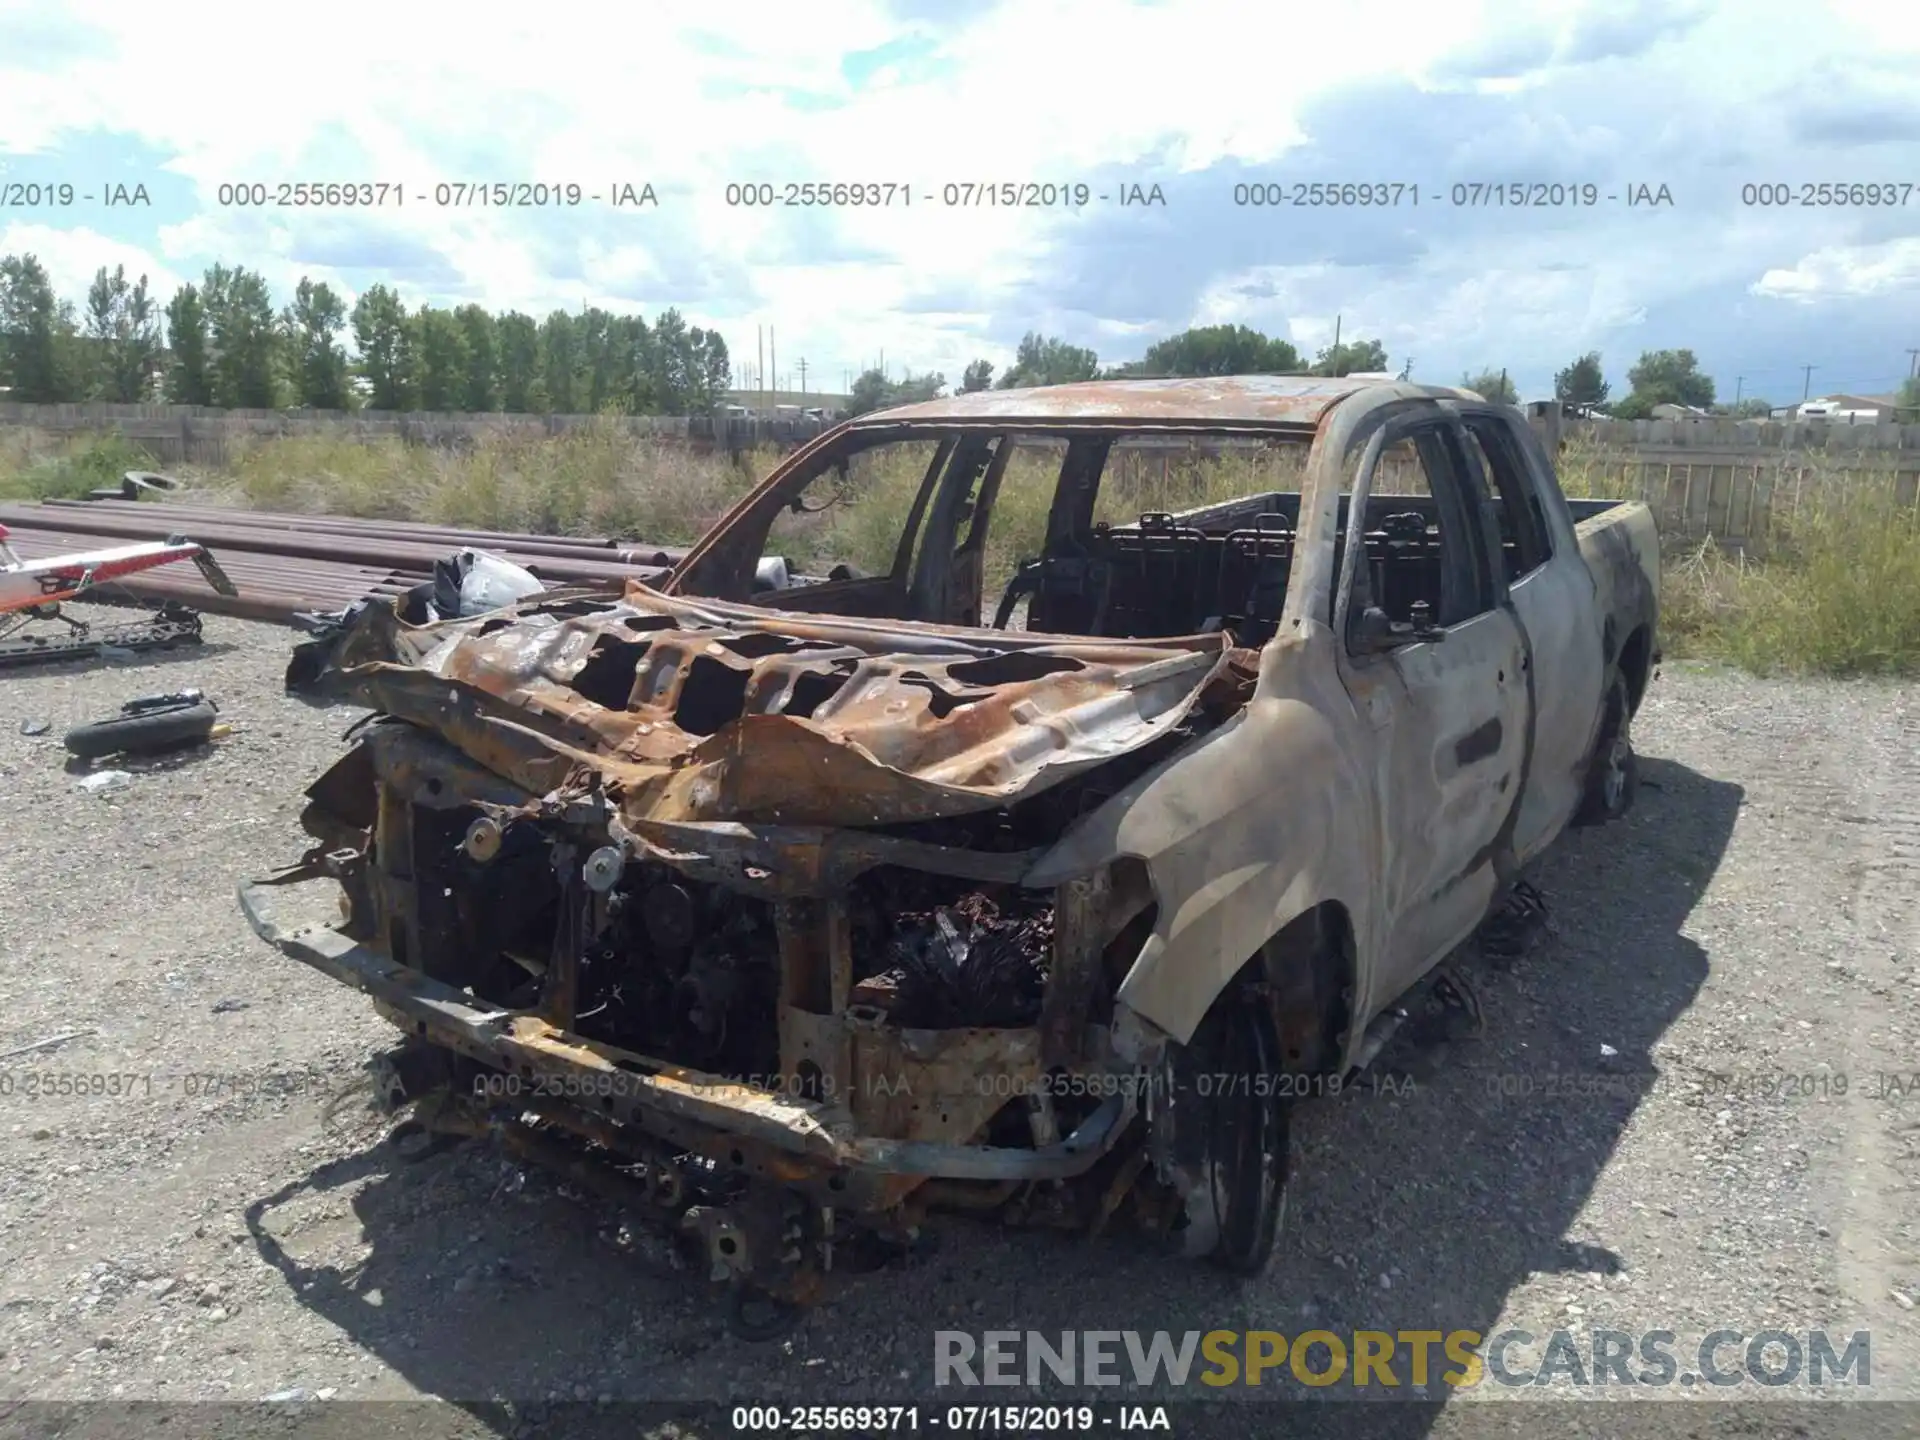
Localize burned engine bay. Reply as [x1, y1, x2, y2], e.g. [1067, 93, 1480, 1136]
[252, 581, 1261, 1327]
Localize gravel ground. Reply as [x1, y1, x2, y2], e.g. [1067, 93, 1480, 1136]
[0, 604, 1916, 1439]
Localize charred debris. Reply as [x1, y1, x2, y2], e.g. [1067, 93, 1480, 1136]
[270, 583, 1261, 1327]
[289, 597, 1223, 1069]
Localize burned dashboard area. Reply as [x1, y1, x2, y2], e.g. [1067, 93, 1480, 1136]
[262, 583, 1246, 1309]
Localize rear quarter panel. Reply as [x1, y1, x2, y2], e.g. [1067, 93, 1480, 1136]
[1573, 500, 1661, 690]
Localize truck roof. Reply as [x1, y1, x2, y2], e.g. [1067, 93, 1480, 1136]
[856, 374, 1469, 430]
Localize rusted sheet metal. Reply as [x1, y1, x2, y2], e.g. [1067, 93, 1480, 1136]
[299, 583, 1231, 828]
[860, 375, 1393, 430]
[606, 818, 1039, 899]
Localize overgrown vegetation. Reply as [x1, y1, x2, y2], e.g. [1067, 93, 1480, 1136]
[1555, 440, 1920, 676]
[2, 425, 1915, 677]
[0, 429, 160, 501]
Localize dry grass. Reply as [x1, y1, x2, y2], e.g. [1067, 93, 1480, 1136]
[0, 429, 162, 501]
[4, 424, 1916, 676]
[205, 420, 766, 544]
[1555, 437, 1920, 676]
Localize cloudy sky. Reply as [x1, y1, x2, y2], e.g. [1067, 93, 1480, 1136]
[3, 0, 1918, 404]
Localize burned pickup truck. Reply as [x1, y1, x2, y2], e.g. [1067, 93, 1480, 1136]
[248, 376, 1658, 1327]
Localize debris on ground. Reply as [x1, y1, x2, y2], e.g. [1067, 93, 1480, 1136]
[397, 548, 545, 624]
[64, 689, 221, 760]
[0, 1028, 99, 1062]
[0, 601, 208, 670]
[73, 769, 132, 793]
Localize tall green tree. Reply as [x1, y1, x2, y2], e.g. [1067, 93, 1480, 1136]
[0, 254, 79, 402]
[995, 332, 1098, 389]
[411, 305, 470, 412]
[847, 366, 944, 416]
[202, 264, 281, 407]
[575, 307, 636, 413]
[495, 310, 541, 411]
[648, 309, 694, 414]
[163, 283, 214, 405]
[1461, 368, 1518, 404]
[1553, 351, 1610, 408]
[539, 311, 580, 413]
[1134, 324, 1300, 377]
[960, 359, 994, 392]
[1622, 348, 1715, 412]
[351, 284, 414, 410]
[1314, 337, 1388, 376]
[1895, 376, 1920, 422]
[281, 277, 351, 409]
[453, 304, 498, 412]
[81, 265, 162, 402]
[686, 325, 731, 412]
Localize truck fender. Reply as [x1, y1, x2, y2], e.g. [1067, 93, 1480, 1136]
[1025, 697, 1376, 1047]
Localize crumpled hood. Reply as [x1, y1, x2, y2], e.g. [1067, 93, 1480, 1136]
[292, 581, 1230, 828]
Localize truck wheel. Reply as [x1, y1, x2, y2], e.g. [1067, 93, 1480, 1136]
[64, 699, 218, 760]
[1158, 990, 1292, 1275]
[1574, 674, 1638, 825]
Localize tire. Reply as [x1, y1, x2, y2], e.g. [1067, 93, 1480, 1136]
[1158, 990, 1293, 1275]
[64, 700, 218, 760]
[1205, 998, 1292, 1274]
[1573, 674, 1638, 825]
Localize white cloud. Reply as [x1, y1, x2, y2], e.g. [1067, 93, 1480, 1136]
[1750, 238, 1920, 303]
[2, 0, 1916, 392]
[0, 221, 186, 304]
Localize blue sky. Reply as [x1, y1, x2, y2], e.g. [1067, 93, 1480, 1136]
[3, 0, 1918, 405]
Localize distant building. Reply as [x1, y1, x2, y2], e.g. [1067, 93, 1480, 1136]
[1793, 394, 1895, 423]
[1650, 402, 1712, 420]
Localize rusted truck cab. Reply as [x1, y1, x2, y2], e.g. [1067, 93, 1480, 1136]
[248, 377, 1658, 1321]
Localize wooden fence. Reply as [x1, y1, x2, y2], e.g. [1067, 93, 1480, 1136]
[1541, 415, 1920, 553]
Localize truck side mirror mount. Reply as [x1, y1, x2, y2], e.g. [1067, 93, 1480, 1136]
[1352, 600, 1445, 653]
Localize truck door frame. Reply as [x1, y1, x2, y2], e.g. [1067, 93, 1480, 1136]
[1451, 404, 1606, 860]
[1330, 407, 1533, 1002]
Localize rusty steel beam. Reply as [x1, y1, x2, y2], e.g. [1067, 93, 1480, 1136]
[1, 522, 423, 622]
[0, 504, 671, 588]
[36, 499, 688, 567]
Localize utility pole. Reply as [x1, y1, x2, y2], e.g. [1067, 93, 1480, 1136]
[1329, 316, 1341, 377]
[1734, 376, 1743, 404]
[770, 327, 776, 406]
[1801, 364, 1816, 401]
[797, 357, 808, 399]
[1907, 348, 1919, 380]
[757, 327, 765, 411]
[1499, 367, 1508, 401]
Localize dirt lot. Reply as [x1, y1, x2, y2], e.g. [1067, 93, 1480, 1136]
[1, 604, 1917, 1438]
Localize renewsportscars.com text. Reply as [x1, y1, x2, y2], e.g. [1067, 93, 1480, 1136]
[934, 1328, 1870, 1390]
